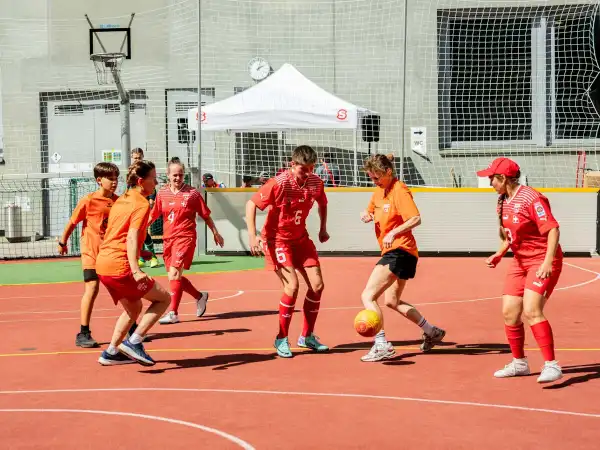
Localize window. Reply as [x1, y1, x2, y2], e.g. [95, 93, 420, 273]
[437, 5, 600, 148]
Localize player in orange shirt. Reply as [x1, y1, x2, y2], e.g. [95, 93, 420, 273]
[150, 157, 225, 324]
[95, 160, 170, 366]
[246, 145, 330, 358]
[58, 162, 120, 349]
[359, 154, 445, 362]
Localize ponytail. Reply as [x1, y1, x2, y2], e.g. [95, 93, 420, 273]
[126, 160, 154, 189]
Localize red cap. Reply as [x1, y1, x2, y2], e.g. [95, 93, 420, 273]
[476, 157, 520, 178]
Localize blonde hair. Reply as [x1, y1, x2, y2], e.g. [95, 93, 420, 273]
[363, 153, 395, 175]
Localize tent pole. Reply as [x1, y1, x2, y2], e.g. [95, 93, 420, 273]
[353, 130, 358, 186]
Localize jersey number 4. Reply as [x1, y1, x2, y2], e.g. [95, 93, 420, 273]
[168, 211, 175, 223]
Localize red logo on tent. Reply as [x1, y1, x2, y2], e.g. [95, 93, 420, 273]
[195, 111, 207, 122]
[337, 109, 347, 120]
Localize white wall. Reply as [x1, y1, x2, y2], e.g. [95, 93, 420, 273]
[205, 189, 598, 255]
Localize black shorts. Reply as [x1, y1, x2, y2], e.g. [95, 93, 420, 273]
[376, 248, 418, 280]
[83, 268, 99, 282]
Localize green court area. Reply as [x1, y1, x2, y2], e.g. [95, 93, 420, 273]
[0, 255, 262, 286]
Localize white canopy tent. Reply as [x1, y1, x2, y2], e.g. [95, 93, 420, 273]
[188, 63, 377, 184]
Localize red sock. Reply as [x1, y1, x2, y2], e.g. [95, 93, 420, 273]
[302, 290, 322, 337]
[180, 276, 200, 298]
[277, 294, 296, 339]
[505, 323, 525, 359]
[531, 320, 555, 361]
[169, 279, 184, 315]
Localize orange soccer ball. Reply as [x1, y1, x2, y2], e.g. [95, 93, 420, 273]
[354, 309, 382, 338]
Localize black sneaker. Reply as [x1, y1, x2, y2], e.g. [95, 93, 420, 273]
[76, 331, 99, 348]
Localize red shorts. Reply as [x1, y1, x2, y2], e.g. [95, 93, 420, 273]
[98, 273, 155, 304]
[503, 257, 563, 299]
[263, 237, 320, 271]
[163, 237, 195, 270]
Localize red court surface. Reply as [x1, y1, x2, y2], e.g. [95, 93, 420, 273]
[1, 256, 600, 448]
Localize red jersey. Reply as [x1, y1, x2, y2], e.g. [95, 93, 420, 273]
[251, 170, 327, 242]
[499, 185, 562, 261]
[149, 184, 211, 240]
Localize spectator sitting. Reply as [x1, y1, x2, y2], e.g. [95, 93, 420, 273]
[241, 175, 253, 188]
[315, 153, 341, 187]
[202, 173, 225, 188]
[258, 171, 270, 185]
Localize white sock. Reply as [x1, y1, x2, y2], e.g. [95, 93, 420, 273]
[375, 330, 387, 345]
[418, 317, 434, 336]
[106, 345, 118, 355]
[129, 333, 143, 345]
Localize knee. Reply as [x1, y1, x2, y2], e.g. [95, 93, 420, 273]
[361, 288, 376, 306]
[384, 296, 399, 309]
[168, 269, 182, 281]
[523, 306, 545, 325]
[284, 282, 300, 299]
[502, 307, 521, 326]
[311, 281, 324, 296]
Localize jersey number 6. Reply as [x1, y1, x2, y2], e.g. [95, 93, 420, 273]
[275, 247, 287, 264]
[294, 210, 302, 225]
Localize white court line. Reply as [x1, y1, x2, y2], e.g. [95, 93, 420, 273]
[0, 288, 279, 301]
[320, 264, 600, 311]
[0, 408, 254, 450]
[2, 262, 600, 318]
[0, 291, 245, 316]
[1, 388, 599, 420]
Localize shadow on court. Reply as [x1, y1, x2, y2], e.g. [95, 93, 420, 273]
[542, 363, 600, 390]
[145, 327, 251, 342]
[191, 309, 281, 322]
[382, 343, 511, 365]
[189, 260, 232, 267]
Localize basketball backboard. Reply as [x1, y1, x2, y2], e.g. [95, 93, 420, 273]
[89, 26, 132, 59]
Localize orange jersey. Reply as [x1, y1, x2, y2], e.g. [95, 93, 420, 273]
[70, 191, 119, 269]
[368, 178, 420, 257]
[96, 190, 151, 276]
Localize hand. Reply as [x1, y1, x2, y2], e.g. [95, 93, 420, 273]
[57, 242, 67, 255]
[360, 210, 374, 223]
[485, 253, 503, 268]
[319, 229, 330, 243]
[382, 231, 395, 249]
[249, 234, 264, 256]
[536, 261, 553, 279]
[213, 231, 224, 247]
[132, 270, 149, 282]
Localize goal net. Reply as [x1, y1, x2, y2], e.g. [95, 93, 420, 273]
[1, 0, 600, 259]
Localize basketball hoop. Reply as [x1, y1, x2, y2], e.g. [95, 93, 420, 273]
[90, 52, 125, 85]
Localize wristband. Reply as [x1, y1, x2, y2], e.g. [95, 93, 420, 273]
[58, 241, 67, 248]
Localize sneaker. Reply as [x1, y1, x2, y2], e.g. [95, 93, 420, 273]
[158, 311, 180, 325]
[98, 350, 136, 366]
[118, 339, 155, 366]
[150, 257, 159, 268]
[138, 258, 146, 268]
[298, 334, 329, 352]
[420, 326, 446, 352]
[196, 292, 209, 317]
[76, 331, 99, 348]
[537, 360, 563, 383]
[274, 337, 293, 358]
[494, 357, 531, 378]
[361, 342, 396, 362]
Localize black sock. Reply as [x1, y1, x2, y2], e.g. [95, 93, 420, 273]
[80, 325, 90, 334]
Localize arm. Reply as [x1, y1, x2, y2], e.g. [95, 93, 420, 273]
[316, 182, 329, 243]
[58, 197, 87, 254]
[205, 216, 224, 247]
[127, 228, 143, 276]
[245, 199, 262, 255]
[148, 191, 162, 225]
[57, 222, 77, 254]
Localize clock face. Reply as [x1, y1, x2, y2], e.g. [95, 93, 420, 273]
[248, 57, 271, 81]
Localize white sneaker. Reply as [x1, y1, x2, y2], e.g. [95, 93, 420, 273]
[158, 311, 179, 325]
[494, 358, 531, 378]
[361, 342, 396, 362]
[196, 292, 209, 317]
[537, 360, 563, 383]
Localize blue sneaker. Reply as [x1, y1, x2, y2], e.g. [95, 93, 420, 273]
[118, 339, 155, 366]
[298, 334, 329, 352]
[274, 337, 293, 358]
[98, 350, 135, 366]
